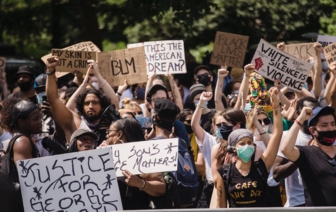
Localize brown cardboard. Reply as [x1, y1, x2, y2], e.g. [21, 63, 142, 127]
[97, 47, 147, 87]
[324, 42, 336, 66]
[0, 57, 5, 75]
[42, 41, 100, 64]
[211, 32, 249, 68]
[284, 43, 315, 60]
[51, 49, 97, 73]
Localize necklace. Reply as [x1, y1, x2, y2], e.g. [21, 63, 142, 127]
[238, 168, 250, 176]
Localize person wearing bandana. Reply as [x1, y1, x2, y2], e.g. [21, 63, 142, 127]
[281, 106, 336, 206]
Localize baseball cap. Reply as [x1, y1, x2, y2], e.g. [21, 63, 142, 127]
[14, 66, 36, 79]
[190, 83, 206, 102]
[308, 106, 335, 127]
[70, 129, 98, 143]
[153, 99, 180, 120]
[34, 74, 47, 89]
[146, 84, 168, 102]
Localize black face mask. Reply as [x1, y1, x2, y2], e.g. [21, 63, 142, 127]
[184, 124, 193, 134]
[315, 130, 336, 146]
[18, 80, 33, 92]
[219, 125, 233, 140]
[197, 73, 211, 86]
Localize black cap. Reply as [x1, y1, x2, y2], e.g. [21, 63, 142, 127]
[308, 106, 335, 127]
[146, 84, 168, 102]
[14, 66, 36, 79]
[70, 129, 98, 143]
[153, 99, 180, 120]
[189, 83, 206, 102]
[10, 100, 38, 126]
[194, 65, 211, 75]
[34, 74, 47, 89]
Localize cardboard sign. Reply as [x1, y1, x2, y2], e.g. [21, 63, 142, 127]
[41, 41, 101, 64]
[51, 49, 97, 73]
[97, 47, 147, 87]
[284, 43, 315, 60]
[251, 39, 312, 91]
[211, 32, 249, 68]
[317, 35, 336, 59]
[100, 138, 179, 177]
[324, 42, 336, 65]
[18, 148, 122, 212]
[0, 57, 5, 74]
[127, 40, 186, 74]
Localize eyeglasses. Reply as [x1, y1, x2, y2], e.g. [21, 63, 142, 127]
[106, 129, 118, 134]
[328, 158, 336, 172]
[258, 118, 271, 125]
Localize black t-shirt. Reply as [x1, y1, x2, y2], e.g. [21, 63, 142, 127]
[226, 158, 268, 207]
[200, 109, 216, 134]
[9, 91, 38, 105]
[117, 180, 150, 210]
[294, 145, 336, 206]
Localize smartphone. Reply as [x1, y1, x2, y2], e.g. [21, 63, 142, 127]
[42, 95, 48, 103]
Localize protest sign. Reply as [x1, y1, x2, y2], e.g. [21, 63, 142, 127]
[97, 46, 147, 87]
[18, 148, 122, 212]
[100, 138, 178, 177]
[324, 42, 336, 66]
[317, 35, 336, 59]
[41, 41, 101, 64]
[51, 49, 97, 73]
[0, 57, 5, 74]
[210, 32, 249, 68]
[251, 39, 312, 92]
[284, 43, 315, 60]
[128, 40, 186, 75]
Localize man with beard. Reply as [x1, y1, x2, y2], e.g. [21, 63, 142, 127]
[9, 66, 37, 104]
[45, 56, 118, 146]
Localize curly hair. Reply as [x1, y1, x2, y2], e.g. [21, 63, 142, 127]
[176, 109, 193, 122]
[75, 89, 111, 116]
[122, 98, 142, 112]
[0, 97, 24, 133]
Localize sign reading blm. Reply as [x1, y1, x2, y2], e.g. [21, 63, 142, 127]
[100, 138, 179, 177]
[211, 31, 249, 68]
[18, 148, 123, 212]
[97, 47, 147, 87]
[52, 49, 97, 73]
[251, 39, 312, 92]
[128, 40, 186, 75]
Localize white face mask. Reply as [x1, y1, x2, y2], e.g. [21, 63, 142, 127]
[91, 82, 99, 90]
[262, 125, 269, 133]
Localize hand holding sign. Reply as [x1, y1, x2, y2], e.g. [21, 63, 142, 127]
[122, 170, 144, 188]
[274, 79, 282, 89]
[218, 65, 229, 79]
[277, 42, 286, 51]
[314, 42, 323, 53]
[244, 64, 255, 76]
[47, 56, 59, 70]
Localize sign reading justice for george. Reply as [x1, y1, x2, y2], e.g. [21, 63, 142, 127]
[251, 39, 312, 92]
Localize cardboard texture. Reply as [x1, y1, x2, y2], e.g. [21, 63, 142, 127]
[51, 49, 97, 73]
[284, 43, 315, 60]
[41, 41, 101, 64]
[97, 46, 147, 87]
[324, 42, 336, 66]
[211, 31, 249, 68]
[0, 57, 5, 74]
[251, 39, 312, 92]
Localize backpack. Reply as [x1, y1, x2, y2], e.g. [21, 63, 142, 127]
[161, 138, 199, 208]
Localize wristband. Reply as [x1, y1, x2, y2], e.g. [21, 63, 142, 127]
[46, 69, 56, 75]
[139, 179, 146, 191]
[259, 132, 266, 135]
[197, 103, 205, 109]
[100, 80, 107, 88]
[295, 120, 302, 127]
[116, 92, 122, 96]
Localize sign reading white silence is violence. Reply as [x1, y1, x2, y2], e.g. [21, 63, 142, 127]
[128, 40, 186, 75]
[251, 39, 312, 92]
[18, 148, 122, 212]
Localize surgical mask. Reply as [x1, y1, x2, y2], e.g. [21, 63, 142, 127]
[197, 73, 211, 86]
[237, 145, 255, 163]
[194, 100, 208, 109]
[37, 91, 46, 105]
[184, 124, 193, 134]
[262, 125, 269, 133]
[216, 128, 223, 139]
[91, 82, 99, 90]
[18, 80, 33, 92]
[218, 125, 233, 140]
[322, 61, 329, 72]
[315, 130, 336, 146]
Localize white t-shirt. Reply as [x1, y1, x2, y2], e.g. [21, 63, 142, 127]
[278, 130, 311, 207]
[196, 131, 218, 181]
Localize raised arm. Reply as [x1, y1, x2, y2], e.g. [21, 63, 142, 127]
[281, 107, 313, 162]
[252, 105, 270, 147]
[144, 73, 157, 117]
[261, 87, 282, 171]
[191, 92, 212, 143]
[313, 42, 322, 99]
[324, 62, 336, 105]
[215, 65, 228, 111]
[215, 170, 227, 208]
[234, 64, 254, 109]
[165, 72, 183, 110]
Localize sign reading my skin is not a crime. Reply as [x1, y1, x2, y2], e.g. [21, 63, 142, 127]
[251, 39, 312, 92]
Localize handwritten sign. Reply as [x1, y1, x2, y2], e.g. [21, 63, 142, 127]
[317, 35, 336, 59]
[97, 47, 147, 87]
[18, 148, 122, 212]
[284, 43, 315, 60]
[0, 57, 5, 74]
[52, 49, 97, 73]
[41, 41, 101, 64]
[210, 32, 249, 68]
[324, 42, 336, 66]
[251, 39, 312, 91]
[128, 40, 186, 74]
[100, 138, 178, 177]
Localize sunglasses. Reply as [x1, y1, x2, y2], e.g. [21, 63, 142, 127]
[184, 119, 191, 125]
[215, 122, 232, 128]
[258, 118, 271, 125]
[329, 158, 336, 172]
